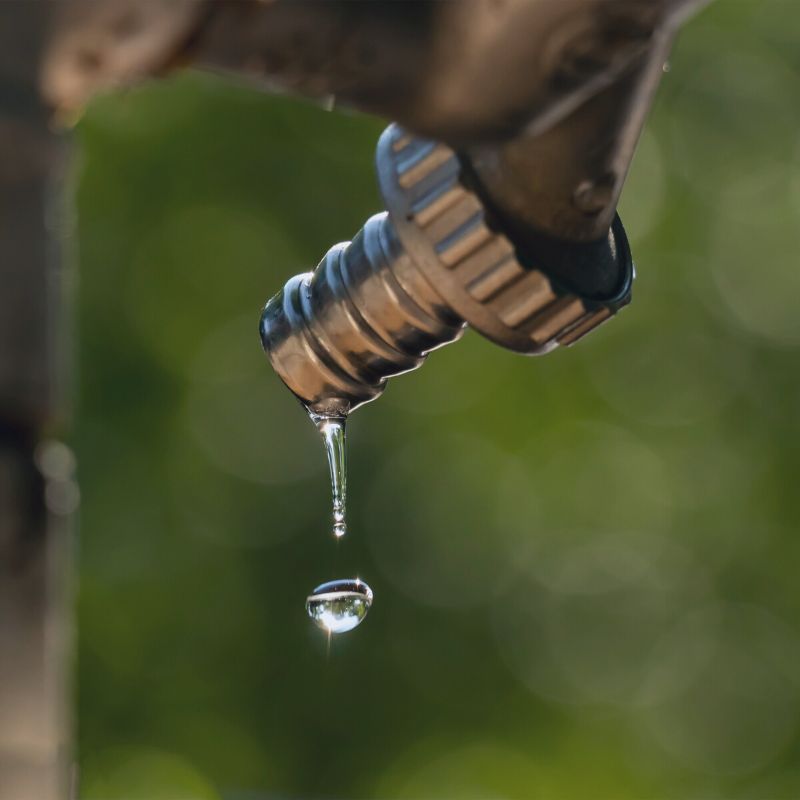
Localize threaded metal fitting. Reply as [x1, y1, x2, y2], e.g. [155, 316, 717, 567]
[260, 124, 634, 415]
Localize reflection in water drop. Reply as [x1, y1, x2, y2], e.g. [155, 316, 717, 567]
[306, 579, 373, 634]
[310, 413, 347, 538]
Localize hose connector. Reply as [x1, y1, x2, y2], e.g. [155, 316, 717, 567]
[260, 124, 634, 415]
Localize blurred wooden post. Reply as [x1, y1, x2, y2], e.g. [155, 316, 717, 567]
[0, 5, 73, 798]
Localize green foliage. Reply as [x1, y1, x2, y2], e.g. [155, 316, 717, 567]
[75, 4, 800, 797]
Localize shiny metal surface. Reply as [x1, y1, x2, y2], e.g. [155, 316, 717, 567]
[260, 211, 465, 415]
[260, 125, 633, 414]
[379, 127, 633, 352]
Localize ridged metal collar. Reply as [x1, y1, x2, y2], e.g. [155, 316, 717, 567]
[378, 124, 634, 354]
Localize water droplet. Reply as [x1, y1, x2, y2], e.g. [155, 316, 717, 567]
[306, 578, 373, 634]
[309, 413, 348, 538]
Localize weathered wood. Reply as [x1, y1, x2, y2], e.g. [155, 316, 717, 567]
[0, 435, 73, 800]
[0, 3, 71, 798]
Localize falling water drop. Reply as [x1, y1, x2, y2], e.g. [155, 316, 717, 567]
[304, 412, 374, 634]
[306, 579, 373, 634]
[310, 413, 347, 538]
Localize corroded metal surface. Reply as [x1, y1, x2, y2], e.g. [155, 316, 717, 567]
[40, 0, 209, 113]
[40, 0, 711, 242]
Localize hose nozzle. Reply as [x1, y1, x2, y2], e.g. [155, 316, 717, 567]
[260, 124, 633, 414]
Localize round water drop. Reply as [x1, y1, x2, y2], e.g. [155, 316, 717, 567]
[306, 578, 373, 634]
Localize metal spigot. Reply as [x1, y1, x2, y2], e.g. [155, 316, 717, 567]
[260, 124, 634, 416]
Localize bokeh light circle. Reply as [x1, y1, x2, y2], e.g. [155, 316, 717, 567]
[365, 432, 531, 609]
[638, 603, 800, 775]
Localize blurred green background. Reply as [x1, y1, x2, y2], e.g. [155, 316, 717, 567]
[72, 2, 800, 798]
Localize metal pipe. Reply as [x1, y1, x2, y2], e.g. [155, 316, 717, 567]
[463, 7, 686, 245]
[40, 0, 712, 245]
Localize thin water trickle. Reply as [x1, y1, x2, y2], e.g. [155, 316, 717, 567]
[305, 411, 373, 636]
[310, 413, 347, 538]
[306, 578, 373, 634]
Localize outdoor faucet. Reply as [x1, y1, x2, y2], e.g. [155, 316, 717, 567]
[35, 0, 709, 417]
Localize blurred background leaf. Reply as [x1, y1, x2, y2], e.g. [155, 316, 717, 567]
[73, 2, 800, 797]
